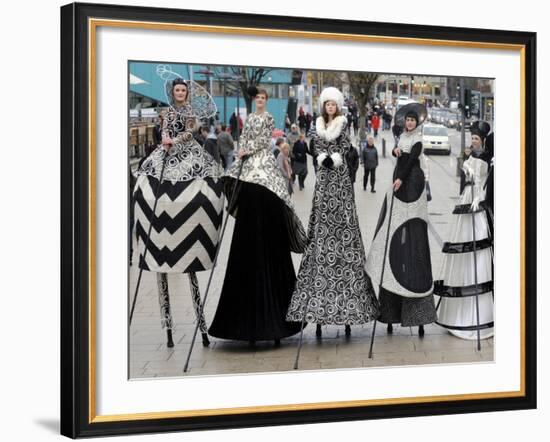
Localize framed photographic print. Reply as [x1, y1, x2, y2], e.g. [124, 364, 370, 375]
[60, 1, 537, 438]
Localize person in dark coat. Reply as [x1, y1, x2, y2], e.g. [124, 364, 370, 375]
[305, 113, 312, 134]
[292, 133, 309, 190]
[229, 112, 239, 141]
[216, 124, 235, 170]
[346, 144, 359, 184]
[361, 136, 379, 192]
[153, 114, 164, 146]
[298, 107, 307, 133]
[204, 128, 221, 165]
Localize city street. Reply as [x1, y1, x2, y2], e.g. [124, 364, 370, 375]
[129, 126, 492, 379]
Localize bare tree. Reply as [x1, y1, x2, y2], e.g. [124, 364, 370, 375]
[346, 72, 380, 140]
[211, 66, 275, 114]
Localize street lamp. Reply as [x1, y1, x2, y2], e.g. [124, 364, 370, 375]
[216, 71, 233, 125]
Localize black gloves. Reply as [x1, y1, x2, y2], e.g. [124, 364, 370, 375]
[322, 156, 334, 168]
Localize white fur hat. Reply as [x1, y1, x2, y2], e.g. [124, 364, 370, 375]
[319, 87, 344, 111]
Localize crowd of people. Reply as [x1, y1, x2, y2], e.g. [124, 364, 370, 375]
[131, 78, 494, 356]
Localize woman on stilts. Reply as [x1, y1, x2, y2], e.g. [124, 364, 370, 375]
[208, 86, 307, 346]
[133, 67, 224, 348]
[286, 87, 379, 338]
[434, 121, 494, 343]
[366, 102, 436, 338]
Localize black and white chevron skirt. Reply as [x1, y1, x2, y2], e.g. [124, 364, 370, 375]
[133, 140, 224, 273]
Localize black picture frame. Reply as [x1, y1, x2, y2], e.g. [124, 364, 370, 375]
[60, 2, 537, 438]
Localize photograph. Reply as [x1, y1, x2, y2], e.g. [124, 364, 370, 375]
[128, 61, 496, 378]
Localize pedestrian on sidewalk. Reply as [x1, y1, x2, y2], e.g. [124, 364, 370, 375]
[346, 142, 359, 185]
[204, 127, 221, 165]
[371, 112, 381, 137]
[273, 136, 285, 159]
[286, 86, 379, 339]
[366, 102, 436, 338]
[216, 124, 235, 170]
[277, 142, 294, 195]
[287, 124, 301, 181]
[361, 136, 378, 192]
[292, 132, 309, 190]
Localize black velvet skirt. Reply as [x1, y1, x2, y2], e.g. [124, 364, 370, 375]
[208, 181, 302, 341]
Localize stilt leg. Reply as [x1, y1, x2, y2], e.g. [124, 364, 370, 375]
[316, 324, 322, 338]
[293, 317, 307, 370]
[156, 273, 174, 348]
[188, 272, 210, 347]
[470, 186, 482, 351]
[345, 324, 351, 337]
[368, 320, 378, 359]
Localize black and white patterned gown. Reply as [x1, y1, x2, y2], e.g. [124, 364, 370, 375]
[365, 127, 437, 327]
[208, 111, 307, 341]
[133, 105, 224, 273]
[434, 151, 494, 339]
[286, 115, 379, 325]
[133, 105, 224, 332]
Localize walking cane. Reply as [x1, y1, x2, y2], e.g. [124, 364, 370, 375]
[183, 157, 247, 373]
[368, 190, 395, 359]
[129, 149, 169, 326]
[470, 181, 482, 351]
[293, 298, 313, 370]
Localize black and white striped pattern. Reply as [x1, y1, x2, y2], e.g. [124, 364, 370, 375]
[134, 175, 224, 273]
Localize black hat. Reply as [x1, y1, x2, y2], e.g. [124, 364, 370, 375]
[171, 78, 188, 88]
[247, 85, 259, 97]
[470, 120, 491, 141]
[394, 102, 427, 128]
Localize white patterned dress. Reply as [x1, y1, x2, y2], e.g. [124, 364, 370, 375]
[435, 152, 494, 339]
[286, 116, 379, 325]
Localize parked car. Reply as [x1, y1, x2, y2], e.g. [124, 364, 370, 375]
[422, 124, 451, 155]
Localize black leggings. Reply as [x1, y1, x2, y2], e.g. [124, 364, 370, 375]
[363, 167, 376, 190]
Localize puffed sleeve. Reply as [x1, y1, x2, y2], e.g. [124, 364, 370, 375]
[472, 156, 489, 201]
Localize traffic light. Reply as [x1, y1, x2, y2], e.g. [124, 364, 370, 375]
[464, 88, 472, 118]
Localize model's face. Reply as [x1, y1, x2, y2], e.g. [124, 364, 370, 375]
[325, 100, 337, 117]
[172, 84, 188, 104]
[255, 93, 267, 109]
[471, 135, 482, 149]
[405, 116, 417, 131]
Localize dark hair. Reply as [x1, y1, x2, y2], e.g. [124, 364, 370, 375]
[275, 137, 285, 146]
[221, 124, 227, 131]
[321, 101, 341, 124]
[404, 111, 418, 131]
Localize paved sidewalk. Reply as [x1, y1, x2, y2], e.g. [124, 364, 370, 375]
[129, 128, 493, 379]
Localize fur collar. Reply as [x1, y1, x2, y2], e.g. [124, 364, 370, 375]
[315, 115, 346, 141]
